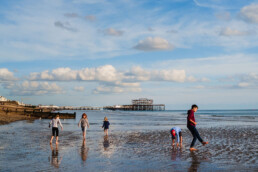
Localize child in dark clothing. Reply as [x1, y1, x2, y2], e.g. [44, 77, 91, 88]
[102, 117, 110, 136]
[187, 104, 208, 151]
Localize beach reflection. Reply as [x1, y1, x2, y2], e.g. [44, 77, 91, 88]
[171, 145, 182, 161]
[49, 144, 62, 168]
[103, 135, 110, 150]
[80, 140, 89, 162]
[100, 135, 114, 158]
[188, 152, 200, 172]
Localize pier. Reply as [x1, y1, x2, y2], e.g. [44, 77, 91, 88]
[103, 98, 165, 111]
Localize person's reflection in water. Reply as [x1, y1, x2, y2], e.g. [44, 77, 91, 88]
[49, 144, 62, 168]
[81, 139, 89, 162]
[188, 151, 201, 172]
[103, 135, 110, 151]
[171, 144, 183, 161]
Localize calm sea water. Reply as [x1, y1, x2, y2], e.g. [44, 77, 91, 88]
[0, 109, 257, 171]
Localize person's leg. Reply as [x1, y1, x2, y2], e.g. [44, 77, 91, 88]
[106, 129, 108, 136]
[56, 128, 59, 144]
[50, 136, 54, 144]
[50, 128, 55, 144]
[82, 127, 85, 140]
[192, 127, 203, 143]
[179, 132, 182, 145]
[84, 127, 87, 139]
[188, 126, 197, 149]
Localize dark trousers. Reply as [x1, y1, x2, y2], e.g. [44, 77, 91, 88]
[187, 125, 203, 148]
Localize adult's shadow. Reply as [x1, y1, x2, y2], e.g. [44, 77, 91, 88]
[81, 140, 89, 162]
[49, 144, 62, 168]
[188, 151, 201, 172]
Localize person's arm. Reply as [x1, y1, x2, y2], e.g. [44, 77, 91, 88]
[49, 120, 52, 128]
[58, 119, 63, 130]
[177, 132, 180, 144]
[86, 119, 89, 128]
[189, 119, 197, 125]
[78, 119, 81, 127]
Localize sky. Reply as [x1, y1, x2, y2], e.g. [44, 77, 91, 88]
[0, 0, 258, 110]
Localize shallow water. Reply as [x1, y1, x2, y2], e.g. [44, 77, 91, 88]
[0, 110, 257, 171]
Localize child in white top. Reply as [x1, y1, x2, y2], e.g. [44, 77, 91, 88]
[49, 115, 63, 144]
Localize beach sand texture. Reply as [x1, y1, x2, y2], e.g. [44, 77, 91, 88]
[0, 110, 257, 171]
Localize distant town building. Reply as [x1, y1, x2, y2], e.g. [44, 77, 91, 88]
[0, 96, 8, 101]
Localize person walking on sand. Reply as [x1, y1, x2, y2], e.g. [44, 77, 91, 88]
[102, 117, 110, 136]
[49, 115, 63, 144]
[170, 126, 182, 147]
[78, 113, 90, 140]
[187, 104, 208, 151]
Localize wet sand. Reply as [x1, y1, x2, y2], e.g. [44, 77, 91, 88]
[106, 126, 258, 171]
[0, 110, 257, 171]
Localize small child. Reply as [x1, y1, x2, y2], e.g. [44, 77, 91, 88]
[170, 126, 182, 146]
[49, 115, 63, 144]
[78, 113, 90, 140]
[102, 117, 110, 136]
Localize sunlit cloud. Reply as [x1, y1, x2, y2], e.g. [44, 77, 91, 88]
[134, 37, 174, 51]
[240, 3, 258, 23]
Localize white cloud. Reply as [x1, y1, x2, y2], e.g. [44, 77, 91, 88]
[54, 21, 77, 32]
[93, 85, 141, 94]
[0, 68, 17, 81]
[240, 3, 258, 23]
[103, 28, 124, 36]
[220, 27, 250, 36]
[134, 37, 174, 51]
[4, 81, 63, 96]
[128, 66, 185, 82]
[240, 72, 258, 83]
[29, 65, 190, 83]
[74, 86, 85, 92]
[238, 82, 249, 88]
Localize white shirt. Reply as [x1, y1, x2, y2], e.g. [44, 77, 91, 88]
[50, 118, 63, 128]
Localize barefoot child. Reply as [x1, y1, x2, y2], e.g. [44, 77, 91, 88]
[187, 104, 208, 151]
[170, 126, 182, 146]
[102, 117, 110, 136]
[78, 113, 90, 140]
[49, 115, 63, 144]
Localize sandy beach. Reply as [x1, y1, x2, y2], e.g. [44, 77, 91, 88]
[0, 110, 257, 171]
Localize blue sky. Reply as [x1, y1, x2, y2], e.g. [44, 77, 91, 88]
[0, 0, 258, 109]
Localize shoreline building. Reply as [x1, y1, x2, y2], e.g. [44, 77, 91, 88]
[0, 96, 7, 101]
[104, 98, 165, 111]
